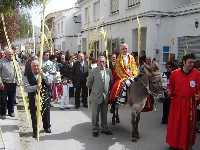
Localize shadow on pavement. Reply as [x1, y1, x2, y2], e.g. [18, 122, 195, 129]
[39, 122, 132, 150]
[1, 125, 18, 132]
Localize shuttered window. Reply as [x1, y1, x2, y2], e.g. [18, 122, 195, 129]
[128, 0, 141, 8]
[178, 36, 200, 61]
[111, 0, 119, 14]
[85, 7, 89, 24]
[93, 1, 100, 21]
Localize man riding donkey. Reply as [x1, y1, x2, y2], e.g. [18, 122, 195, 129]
[109, 43, 139, 124]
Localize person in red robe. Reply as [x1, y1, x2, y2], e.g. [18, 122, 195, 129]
[166, 53, 200, 150]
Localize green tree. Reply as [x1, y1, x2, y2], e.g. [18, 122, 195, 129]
[0, 0, 43, 48]
[18, 11, 32, 38]
[0, 0, 43, 14]
[0, 10, 20, 48]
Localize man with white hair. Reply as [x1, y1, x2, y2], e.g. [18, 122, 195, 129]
[109, 43, 138, 104]
[24, 59, 52, 138]
[0, 48, 17, 119]
[87, 55, 113, 137]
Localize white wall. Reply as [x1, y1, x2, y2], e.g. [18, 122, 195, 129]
[53, 8, 81, 53]
[78, 0, 200, 65]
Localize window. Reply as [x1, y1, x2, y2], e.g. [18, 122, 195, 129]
[128, 0, 141, 8]
[85, 7, 89, 24]
[62, 41, 66, 51]
[111, 0, 119, 14]
[57, 23, 60, 34]
[93, 1, 100, 21]
[163, 46, 169, 63]
[61, 21, 64, 33]
[132, 27, 147, 52]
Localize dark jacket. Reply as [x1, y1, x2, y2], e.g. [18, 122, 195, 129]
[59, 62, 73, 80]
[72, 61, 88, 86]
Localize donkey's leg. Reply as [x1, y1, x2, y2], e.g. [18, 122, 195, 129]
[116, 103, 120, 123]
[131, 111, 138, 142]
[135, 112, 141, 139]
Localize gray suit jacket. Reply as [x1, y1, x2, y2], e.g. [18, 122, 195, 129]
[86, 67, 112, 104]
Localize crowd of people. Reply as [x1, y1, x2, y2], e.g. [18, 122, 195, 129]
[0, 43, 200, 150]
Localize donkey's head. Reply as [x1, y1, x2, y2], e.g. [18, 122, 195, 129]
[141, 64, 163, 97]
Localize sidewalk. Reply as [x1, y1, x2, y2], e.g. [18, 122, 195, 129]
[0, 113, 22, 150]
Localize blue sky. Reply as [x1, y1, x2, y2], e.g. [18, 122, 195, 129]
[31, 0, 76, 26]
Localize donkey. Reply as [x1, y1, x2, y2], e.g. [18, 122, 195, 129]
[110, 65, 163, 141]
[127, 65, 163, 142]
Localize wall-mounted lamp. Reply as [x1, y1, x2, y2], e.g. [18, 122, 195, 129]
[73, 16, 81, 24]
[195, 20, 199, 29]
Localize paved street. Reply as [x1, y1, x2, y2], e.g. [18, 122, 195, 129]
[0, 111, 21, 150]
[18, 102, 200, 150]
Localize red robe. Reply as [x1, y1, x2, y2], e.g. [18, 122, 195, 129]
[166, 68, 200, 150]
[109, 54, 138, 104]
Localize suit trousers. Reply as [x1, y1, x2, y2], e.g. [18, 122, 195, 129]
[0, 90, 7, 116]
[1, 83, 17, 115]
[28, 93, 51, 134]
[75, 80, 88, 107]
[91, 100, 108, 132]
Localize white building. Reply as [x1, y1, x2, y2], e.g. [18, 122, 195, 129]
[77, 0, 200, 66]
[45, 8, 81, 53]
[13, 25, 40, 54]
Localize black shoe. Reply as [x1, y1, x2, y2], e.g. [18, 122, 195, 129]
[32, 133, 37, 138]
[8, 113, 15, 117]
[101, 130, 113, 135]
[92, 131, 99, 137]
[59, 107, 65, 110]
[83, 104, 88, 108]
[131, 137, 138, 142]
[44, 128, 51, 133]
[75, 106, 80, 109]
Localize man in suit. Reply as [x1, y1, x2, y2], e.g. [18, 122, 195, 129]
[24, 59, 51, 138]
[86, 55, 113, 137]
[72, 52, 88, 108]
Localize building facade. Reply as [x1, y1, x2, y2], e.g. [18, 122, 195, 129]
[13, 25, 41, 55]
[77, 0, 200, 67]
[45, 7, 81, 53]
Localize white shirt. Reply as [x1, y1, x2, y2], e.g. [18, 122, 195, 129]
[100, 69, 106, 82]
[123, 55, 129, 66]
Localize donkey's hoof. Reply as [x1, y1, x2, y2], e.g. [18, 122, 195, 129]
[131, 137, 138, 142]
